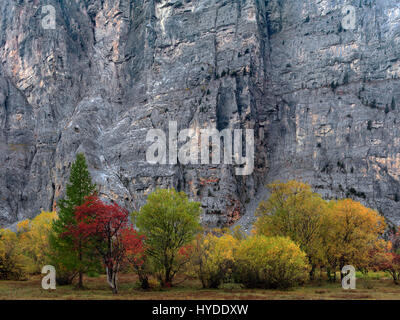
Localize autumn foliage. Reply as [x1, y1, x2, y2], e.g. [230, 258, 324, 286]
[255, 180, 388, 282]
[189, 232, 238, 288]
[371, 229, 400, 284]
[17, 211, 58, 274]
[65, 195, 144, 293]
[234, 235, 310, 289]
[255, 181, 329, 279]
[324, 199, 386, 278]
[0, 229, 27, 280]
[2, 178, 400, 294]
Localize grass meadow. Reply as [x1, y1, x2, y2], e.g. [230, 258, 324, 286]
[0, 272, 400, 300]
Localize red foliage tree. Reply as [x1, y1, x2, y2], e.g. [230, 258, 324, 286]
[65, 195, 144, 293]
[373, 250, 400, 284]
[370, 228, 400, 284]
[385, 228, 400, 284]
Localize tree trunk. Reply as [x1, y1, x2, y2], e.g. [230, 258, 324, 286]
[78, 271, 83, 288]
[165, 267, 172, 286]
[340, 265, 345, 281]
[339, 260, 345, 281]
[309, 265, 316, 281]
[326, 268, 331, 281]
[106, 266, 118, 294]
[139, 274, 149, 289]
[137, 265, 149, 289]
[77, 241, 83, 289]
[393, 271, 399, 285]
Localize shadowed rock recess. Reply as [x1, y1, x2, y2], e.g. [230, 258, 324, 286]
[0, 0, 399, 229]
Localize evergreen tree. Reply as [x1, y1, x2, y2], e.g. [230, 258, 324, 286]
[49, 153, 97, 288]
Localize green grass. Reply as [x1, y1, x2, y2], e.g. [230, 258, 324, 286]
[1, 273, 400, 300]
[355, 271, 388, 279]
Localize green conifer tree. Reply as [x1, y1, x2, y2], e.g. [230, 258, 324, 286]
[49, 153, 97, 288]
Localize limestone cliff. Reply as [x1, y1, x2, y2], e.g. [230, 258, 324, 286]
[0, 0, 399, 229]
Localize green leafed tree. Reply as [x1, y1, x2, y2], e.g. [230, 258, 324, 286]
[49, 153, 98, 287]
[134, 188, 201, 286]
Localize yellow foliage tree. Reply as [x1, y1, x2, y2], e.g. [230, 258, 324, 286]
[190, 231, 238, 288]
[254, 180, 329, 279]
[17, 211, 58, 274]
[324, 199, 386, 279]
[0, 229, 28, 280]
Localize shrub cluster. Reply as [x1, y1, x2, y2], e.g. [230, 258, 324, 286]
[189, 232, 238, 288]
[234, 236, 309, 289]
[187, 230, 310, 290]
[255, 180, 388, 283]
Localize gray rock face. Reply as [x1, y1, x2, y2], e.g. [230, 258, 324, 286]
[0, 0, 399, 228]
[263, 0, 400, 226]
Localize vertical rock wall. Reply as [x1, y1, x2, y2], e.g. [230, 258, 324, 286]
[0, 0, 400, 227]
